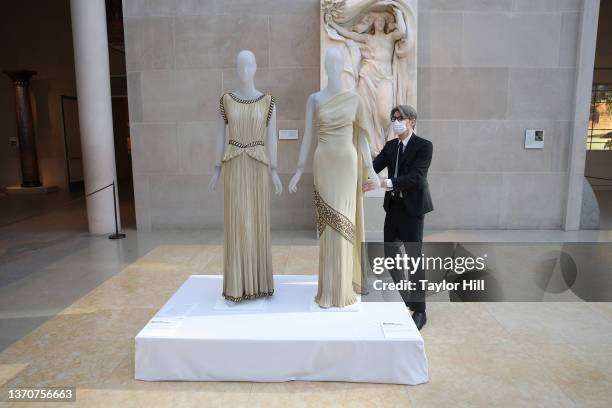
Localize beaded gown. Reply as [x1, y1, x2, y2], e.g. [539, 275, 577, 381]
[313, 90, 371, 308]
[219, 92, 276, 301]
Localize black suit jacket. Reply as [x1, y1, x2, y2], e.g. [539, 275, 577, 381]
[373, 134, 434, 216]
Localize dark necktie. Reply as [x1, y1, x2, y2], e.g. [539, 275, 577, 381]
[393, 140, 405, 198]
[394, 141, 404, 178]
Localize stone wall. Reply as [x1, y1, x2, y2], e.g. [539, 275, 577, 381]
[124, 0, 320, 230]
[124, 0, 585, 230]
[414, 0, 583, 229]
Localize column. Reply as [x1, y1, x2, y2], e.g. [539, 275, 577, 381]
[2, 70, 42, 188]
[69, 0, 121, 234]
[564, 0, 600, 230]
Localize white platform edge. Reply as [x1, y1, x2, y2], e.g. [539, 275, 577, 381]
[135, 275, 429, 385]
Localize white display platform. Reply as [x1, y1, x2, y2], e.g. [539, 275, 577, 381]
[135, 275, 429, 385]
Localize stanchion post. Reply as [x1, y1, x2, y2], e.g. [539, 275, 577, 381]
[108, 180, 126, 240]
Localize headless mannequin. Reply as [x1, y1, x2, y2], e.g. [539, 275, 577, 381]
[289, 47, 379, 193]
[208, 50, 282, 195]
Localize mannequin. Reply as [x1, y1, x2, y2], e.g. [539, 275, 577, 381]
[209, 50, 282, 194]
[289, 47, 379, 192]
[290, 47, 380, 308]
[209, 50, 280, 304]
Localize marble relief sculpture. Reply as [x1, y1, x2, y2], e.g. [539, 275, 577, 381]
[321, 0, 417, 155]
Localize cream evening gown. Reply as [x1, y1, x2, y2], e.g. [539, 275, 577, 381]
[220, 92, 276, 301]
[313, 90, 371, 308]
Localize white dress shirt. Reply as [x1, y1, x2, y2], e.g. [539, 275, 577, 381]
[385, 132, 413, 189]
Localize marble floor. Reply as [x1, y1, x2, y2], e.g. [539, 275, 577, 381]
[1, 188, 612, 407]
[0, 240, 611, 407]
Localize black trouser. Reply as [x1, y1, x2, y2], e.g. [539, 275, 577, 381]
[383, 196, 425, 312]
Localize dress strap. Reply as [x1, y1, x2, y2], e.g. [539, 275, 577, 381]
[219, 93, 228, 124]
[266, 95, 276, 126]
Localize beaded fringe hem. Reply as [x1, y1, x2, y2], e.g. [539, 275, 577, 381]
[222, 290, 274, 303]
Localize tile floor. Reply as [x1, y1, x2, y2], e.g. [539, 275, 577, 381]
[1, 188, 612, 407]
[0, 242, 611, 407]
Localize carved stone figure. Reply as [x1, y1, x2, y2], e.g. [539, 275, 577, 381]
[321, 0, 417, 155]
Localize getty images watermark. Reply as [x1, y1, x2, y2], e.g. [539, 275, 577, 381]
[370, 252, 487, 293]
[360, 242, 612, 302]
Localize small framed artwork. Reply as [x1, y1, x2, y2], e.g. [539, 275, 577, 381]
[525, 129, 544, 149]
[279, 129, 298, 140]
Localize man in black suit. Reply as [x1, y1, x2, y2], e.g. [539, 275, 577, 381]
[363, 105, 433, 330]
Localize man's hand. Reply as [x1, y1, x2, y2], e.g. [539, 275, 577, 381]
[362, 176, 387, 192]
[362, 180, 377, 192]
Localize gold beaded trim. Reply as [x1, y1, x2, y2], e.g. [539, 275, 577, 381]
[313, 189, 355, 243]
[223, 290, 274, 302]
[219, 94, 228, 124]
[229, 139, 265, 148]
[228, 92, 266, 104]
[220, 93, 275, 126]
[266, 95, 276, 126]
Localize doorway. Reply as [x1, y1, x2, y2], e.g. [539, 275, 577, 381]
[585, 0, 612, 229]
[60, 95, 84, 193]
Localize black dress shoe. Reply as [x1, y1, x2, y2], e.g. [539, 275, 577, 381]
[412, 311, 427, 330]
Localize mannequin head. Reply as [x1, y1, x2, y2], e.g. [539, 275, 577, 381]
[324, 47, 344, 81]
[236, 50, 257, 83]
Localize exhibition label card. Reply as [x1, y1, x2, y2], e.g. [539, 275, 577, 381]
[140, 317, 185, 337]
[381, 322, 414, 339]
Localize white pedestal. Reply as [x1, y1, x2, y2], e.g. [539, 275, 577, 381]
[135, 275, 428, 385]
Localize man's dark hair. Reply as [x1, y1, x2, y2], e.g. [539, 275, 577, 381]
[390, 105, 417, 121]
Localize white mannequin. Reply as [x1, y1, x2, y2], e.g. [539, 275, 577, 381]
[289, 47, 380, 193]
[208, 50, 283, 195]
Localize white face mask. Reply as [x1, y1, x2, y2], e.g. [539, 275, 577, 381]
[392, 120, 407, 135]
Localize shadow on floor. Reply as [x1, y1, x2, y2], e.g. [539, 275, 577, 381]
[594, 189, 612, 230]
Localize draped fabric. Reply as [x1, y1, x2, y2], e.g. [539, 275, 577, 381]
[313, 90, 371, 308]
[220, 92, 275, 301]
